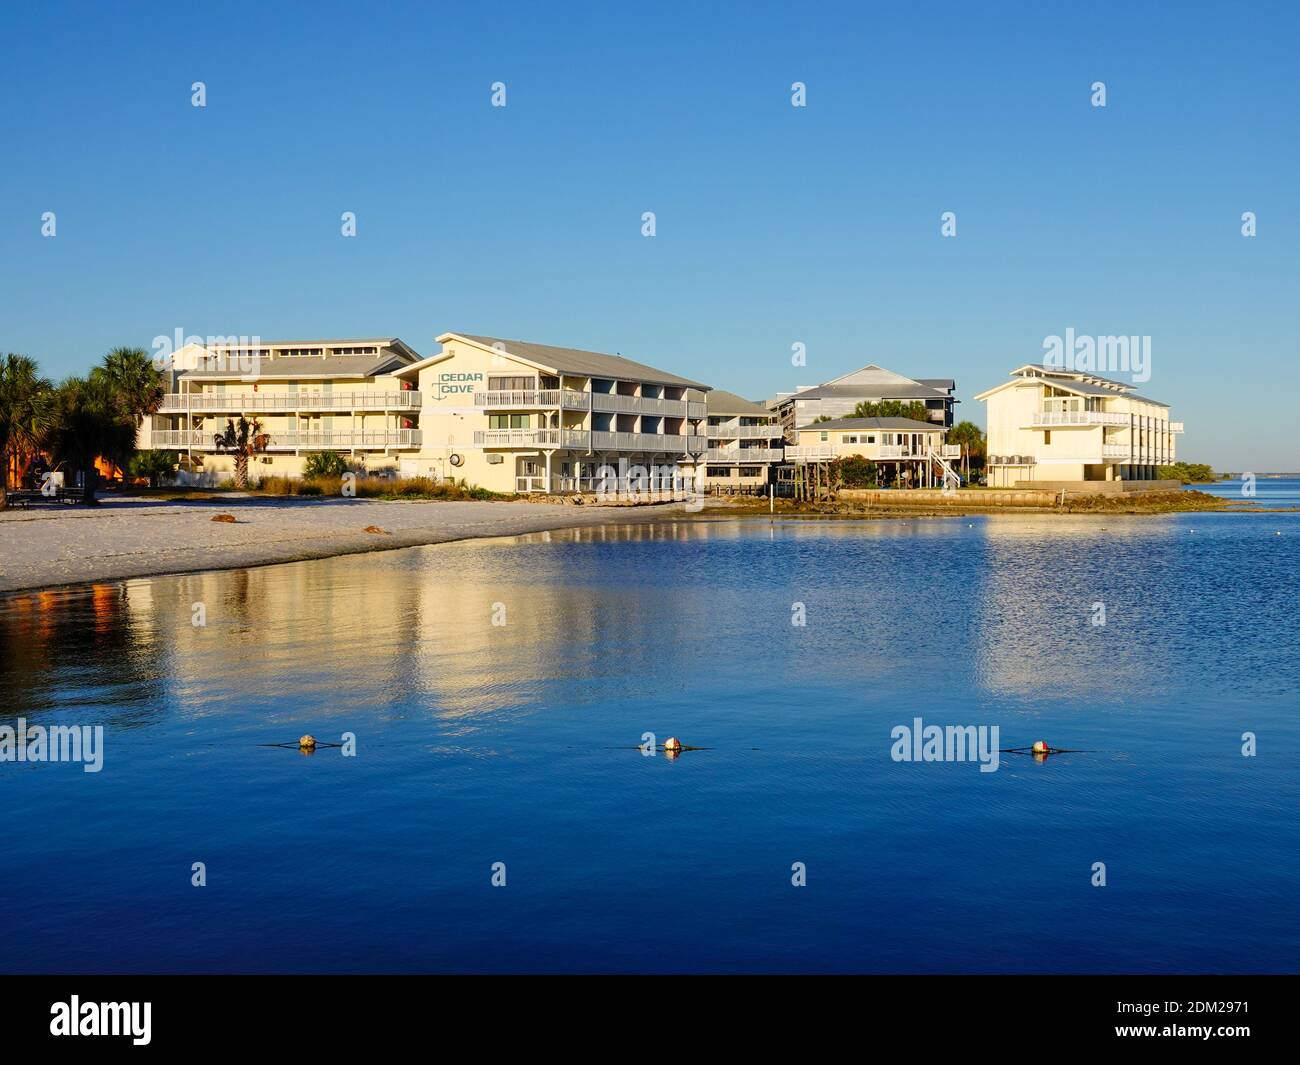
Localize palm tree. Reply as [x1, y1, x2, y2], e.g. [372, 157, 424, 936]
[96, 346, 165, 425]
[93, 347, 165, 478]
[48, 375, 135, 504]
[0, 354, 60, 509]
[213, 417, 269, 489]
[947, 420, 986, 481]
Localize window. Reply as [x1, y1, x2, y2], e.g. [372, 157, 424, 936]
[489, 414, 530, 429]
[867, 435, 876, 444]
[707, 467, 732, 478]
[1044, 430, 1051, 445]
[738, 467, 761, 477]
[489, 375, 534, 391]
[844, 435, 858, 444]
[820, 431, 828, 441]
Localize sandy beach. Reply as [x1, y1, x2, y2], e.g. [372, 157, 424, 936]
[0, 494, 684, 594]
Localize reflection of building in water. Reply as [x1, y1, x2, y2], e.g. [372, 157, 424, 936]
[969, 517, 1173, 695]
[0, 583, 164, 724]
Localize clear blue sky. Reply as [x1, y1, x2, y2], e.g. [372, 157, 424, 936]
[2, 1, 1296, 469]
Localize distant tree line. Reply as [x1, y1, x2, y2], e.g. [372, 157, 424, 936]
[1158, 462, 1218, 484]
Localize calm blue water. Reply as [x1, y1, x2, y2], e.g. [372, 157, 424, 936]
[1195, 477, 1300, 507]
[1, 506, 1298, 974]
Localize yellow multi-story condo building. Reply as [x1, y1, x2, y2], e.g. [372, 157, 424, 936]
[391, 333, 710, 494]
[138, 338, 423, 481]
[703, 390, 785, 491]
[975, 364, 1183, 487]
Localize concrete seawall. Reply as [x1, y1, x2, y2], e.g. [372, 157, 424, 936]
[840, 488, 1062, 507]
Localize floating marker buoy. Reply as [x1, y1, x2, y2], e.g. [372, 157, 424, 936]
[1031, 740, 1048, 754]
[663, 737, 682, 752]
[299, 734, 317, 750]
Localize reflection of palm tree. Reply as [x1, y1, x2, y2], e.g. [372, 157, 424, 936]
[0, 353, 59, 507]
[213, 417, 269, 489]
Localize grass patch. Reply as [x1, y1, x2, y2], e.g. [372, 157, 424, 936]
[250, 475, 514, 501]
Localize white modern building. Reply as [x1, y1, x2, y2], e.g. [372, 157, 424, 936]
[975, 364, 1184, 486]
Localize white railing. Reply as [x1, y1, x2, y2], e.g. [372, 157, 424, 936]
[706, 423, 782, 439]
[877, 445, 932, 458]
[590, 393, 690, 418]
[1102, 444, 1130, 458]
[474, 429, 589, 448]
[150, 429, 421, 449]
[786, 442, 954, 461]
[1030, 411, 1128, 427]
[706, 448, 784, 463]
[474, 429, 706, 452]
[785, 445, 837, 460]
[474, 389, 562, 408]
[158, 391, 421, 413]
[590, 431, 706, 453]
[1168, 421, 1185, 433]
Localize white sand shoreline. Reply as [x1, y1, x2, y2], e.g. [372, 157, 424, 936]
[0, 494, 686, 595]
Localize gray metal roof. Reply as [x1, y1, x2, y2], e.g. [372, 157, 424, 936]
[1014, 364, 1133, 389]
[181, 352, 414, 380]
[797, 417, 944, 432]
[453, 334, 710, 390]
[782, 382, 951, 402]
[706, 389, 774, 416]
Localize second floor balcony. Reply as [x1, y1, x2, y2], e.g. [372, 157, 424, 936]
[1029, 410, 1129, 427]
[475, 388, 707, 420]
[706, 448, 785, 463]
[706, 423, 783, 439]
[472, 429, 707, 453]
[151, 428, 422, 450]
[158, 391, 421, 413]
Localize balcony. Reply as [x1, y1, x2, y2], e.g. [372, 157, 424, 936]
[706, 448, 784, 463]
[1029, 410, 1128, 427]
[473, 429, 590, 448]
[785, 443, 959, 461]
[1169, 421, 1185, 433]
[706, 423, 782, 440]
[590, 431, 707, 453]
[477, 388, 708, 421]
[1102, 444, 1131, 458]
[785, 445, 838, 461]
[158, 391, 421, 413]
[151, 429, 422, 450]
[472, 429, 707, 453]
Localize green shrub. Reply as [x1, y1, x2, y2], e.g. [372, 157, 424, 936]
[127, 449, 178, 488]
[303, 451, 350, 479]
